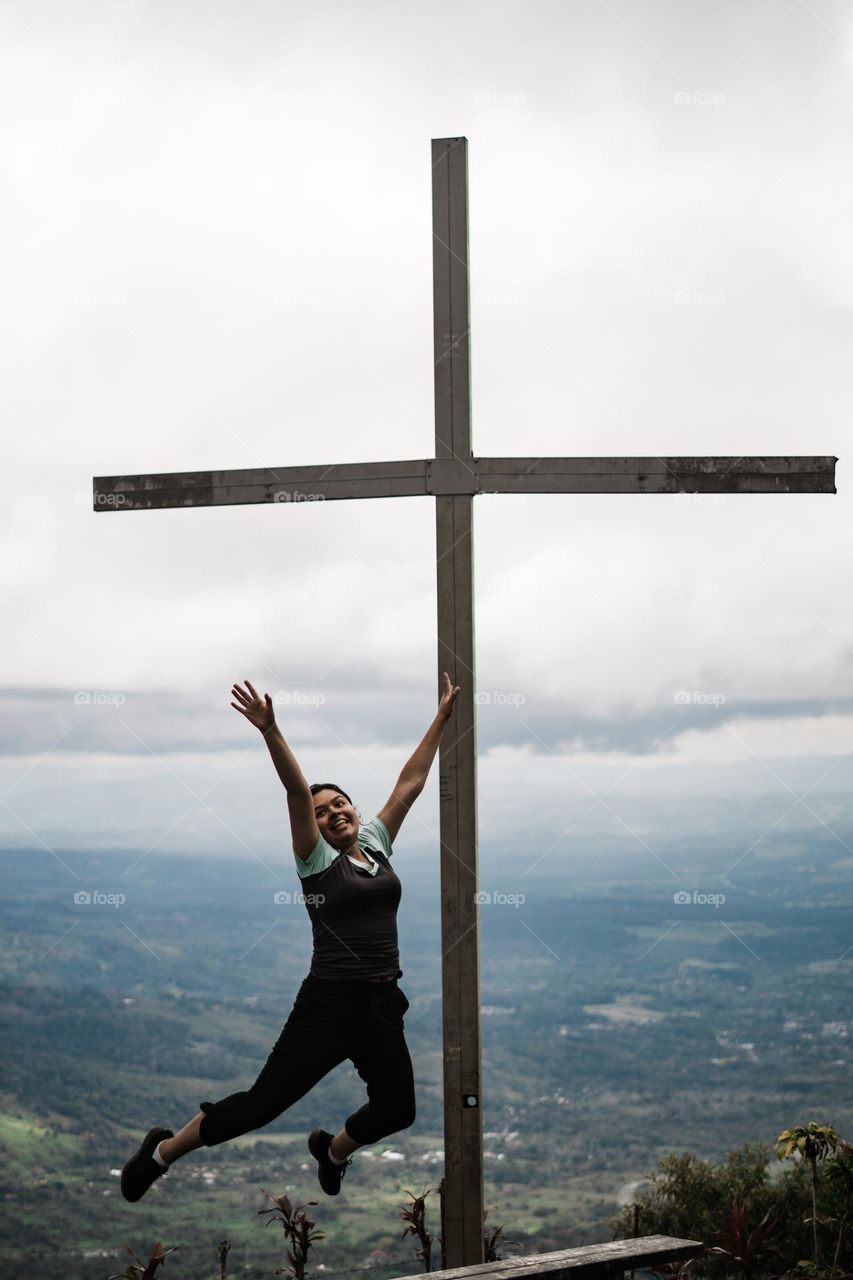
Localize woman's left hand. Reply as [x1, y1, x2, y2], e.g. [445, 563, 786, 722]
[437, 671, 461, 722]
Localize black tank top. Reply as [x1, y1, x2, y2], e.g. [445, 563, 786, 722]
[298, 842, 402, 980]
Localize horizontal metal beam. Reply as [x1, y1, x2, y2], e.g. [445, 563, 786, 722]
[92, 454, 836, 510]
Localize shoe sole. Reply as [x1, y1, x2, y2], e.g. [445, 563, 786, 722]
[120, 1126, 173, 1203]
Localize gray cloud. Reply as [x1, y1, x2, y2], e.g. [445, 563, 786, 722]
[3, 685, 853, 759]
[3, 0, 852, 853]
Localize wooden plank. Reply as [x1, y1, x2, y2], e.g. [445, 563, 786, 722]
[92, 459, 430, 511]
[433, 136, 471, 463]
[478, 455, 837, 493]
[386, 1236, 705, 1280]
[93, 453, 837, 511]
[436, 492, 482, 1268]
[432, 134, 484, 1269]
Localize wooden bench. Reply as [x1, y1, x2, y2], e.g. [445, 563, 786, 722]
[389, 1235, 705, 1280]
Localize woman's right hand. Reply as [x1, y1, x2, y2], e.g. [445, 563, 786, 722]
[231, 679, 276, 734]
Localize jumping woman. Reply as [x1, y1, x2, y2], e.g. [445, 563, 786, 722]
[120, 672, 460, 1202]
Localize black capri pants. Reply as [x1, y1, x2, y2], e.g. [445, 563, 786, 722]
[197, 972, 415, 1148]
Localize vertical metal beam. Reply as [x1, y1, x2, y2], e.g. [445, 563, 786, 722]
[431, 135, 484, 1267]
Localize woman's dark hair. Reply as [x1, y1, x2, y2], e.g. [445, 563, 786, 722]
[309, 783, 353, 805]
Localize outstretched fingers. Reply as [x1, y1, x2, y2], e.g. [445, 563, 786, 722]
[231, 682, 264, 719]
[231, 679, 272, 724]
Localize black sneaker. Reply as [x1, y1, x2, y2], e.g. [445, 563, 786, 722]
[120, 1126, 174, 1202]
[308, 1128, 352, 1196]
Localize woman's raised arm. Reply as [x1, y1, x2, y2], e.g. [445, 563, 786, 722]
[231, 680, 319, 857]
[376, 672, 461, 843]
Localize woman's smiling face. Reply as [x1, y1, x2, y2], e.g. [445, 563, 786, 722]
[313, 789, 359, 847]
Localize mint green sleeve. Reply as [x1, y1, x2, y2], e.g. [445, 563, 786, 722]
[366, 816, 394, 859]
[294, 833, 338, 879]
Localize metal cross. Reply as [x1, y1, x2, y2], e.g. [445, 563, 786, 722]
[93, 135, 836, 1266]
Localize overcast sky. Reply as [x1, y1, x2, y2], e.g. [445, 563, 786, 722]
[3, 0, 853, 874]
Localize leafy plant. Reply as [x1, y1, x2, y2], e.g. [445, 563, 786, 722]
[401, 1186, 435, 1271]
[483, 1206, 521, 1262]
[611, 1145, 772, 1255]
[403, 1181, 519, 1269]
[107, 1240, 181, 1279]
[776, 1123, 841, 1267]
[779, 1260, 853, 1279]
[609, 1139, 815, 1280]
[824, 1141, 853, 1277]
[707, 1200, 782, 1279]
[646, 1258, 700, 1280]
[258, 1189, 326, 1280]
